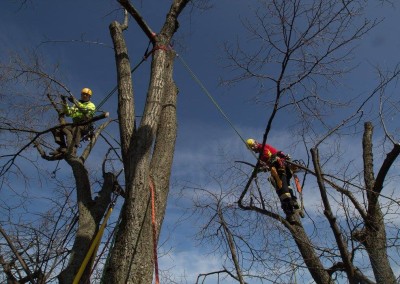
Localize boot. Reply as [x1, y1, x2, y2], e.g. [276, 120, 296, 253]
[281, 198, 294, 215]
[289, 188, 300, 210]
[290, 198, 300, 210]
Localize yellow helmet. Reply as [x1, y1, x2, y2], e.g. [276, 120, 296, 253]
[246, 138, 256, 148]
[81, 87, 93, 96]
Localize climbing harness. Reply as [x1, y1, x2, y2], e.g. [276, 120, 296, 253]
[236, 158, 306, 217]
[81, 124, 96, 142]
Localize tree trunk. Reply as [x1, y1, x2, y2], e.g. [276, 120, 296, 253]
[249, 205, 333, 283]
[361, 122, 396, 284]
[103, 24, 179, 284]
[364, 208, 395, 284]
[289, 222, 333, 284]
[311, 147, 360, 283]
[102, 1, 188, 282]
[58, 158, 114, 284]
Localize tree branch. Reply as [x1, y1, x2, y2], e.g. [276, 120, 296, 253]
[0, 225, 35, 283]
[371, 143, 400, 205]
[311, 147, 357, 283]
[117, 0, 156, 42]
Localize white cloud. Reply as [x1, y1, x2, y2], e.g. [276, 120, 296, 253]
[159, 249, 234, 284]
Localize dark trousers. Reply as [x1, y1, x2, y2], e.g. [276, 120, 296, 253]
[52, 124, 90, 149]
[270, 162, 299, 214]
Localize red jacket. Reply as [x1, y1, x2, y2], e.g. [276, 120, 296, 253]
[254, 143, 278, 163]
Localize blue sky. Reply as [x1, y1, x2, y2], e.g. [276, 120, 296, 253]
[1, 0, 400, 283]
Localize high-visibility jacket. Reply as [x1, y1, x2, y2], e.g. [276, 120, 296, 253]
[64, 100, 96, 123]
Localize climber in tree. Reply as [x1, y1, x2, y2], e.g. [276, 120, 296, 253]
[51, 87, 96, 155]
[246, 138, 300, 215]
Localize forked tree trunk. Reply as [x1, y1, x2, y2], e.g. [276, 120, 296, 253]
[58, 158, 114, 284]
[360, 122, 397, 284]
[103, 1, 186, 282]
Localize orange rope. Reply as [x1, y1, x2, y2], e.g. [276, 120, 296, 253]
[149, 178, 160, 284]
[294, 174, 302, 193]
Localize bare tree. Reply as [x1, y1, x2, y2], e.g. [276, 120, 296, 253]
[101, 1, 190, 283]
[0, 46, 116, 283]
[190, 113, 400, 283]
[189, 0, 400, 283]
[0, 0, 193, 283]
[0, 180, 78, 284]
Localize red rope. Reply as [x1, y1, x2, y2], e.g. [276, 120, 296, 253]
[144, 44, 172, 60]
[149, 178, 160, 284]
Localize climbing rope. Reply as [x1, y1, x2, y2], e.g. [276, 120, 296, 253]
[149, 178, 160, 284]
[99, 206, 123, 284]
[176, 54, 253, 154]
[85, 219, 118, 284]
[95, 41, 153, 112]
[73, 193, 119, 284]
[177, 52, 272, 210]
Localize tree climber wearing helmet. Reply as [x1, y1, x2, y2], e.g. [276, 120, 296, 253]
[51, 88, 96, 155]
[246, 138, 300, 215]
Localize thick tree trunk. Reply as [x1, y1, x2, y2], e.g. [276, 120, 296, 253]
[289, 221, 333, 284]
[361, 122, 396, 284]
[104, 27, 178, 284]
[103, 2, 188, 282]
[150, 50, 178, 232]
[58, 158, 114, 284]
[364, 208, 395, 284]
[249, 206, 333, 283]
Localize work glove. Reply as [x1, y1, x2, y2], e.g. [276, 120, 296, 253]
[258, 165, 269, 173]
[278, 151, 291, 160]
[68, 96, 74, 103]
[277, 151, 285, 157]
[258, 161, 269, 172]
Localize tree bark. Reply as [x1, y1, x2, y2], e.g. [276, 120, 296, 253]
[311, 148, 358, 284]
[218, 207, 245, 284]
[103, 48, 177, 284]
[103, 2, 187, 282]
[248, 204, 333, 283]
[361, 122, 397, 284]
[289, 223, 334, 284]
[58, 157, 114, 284]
